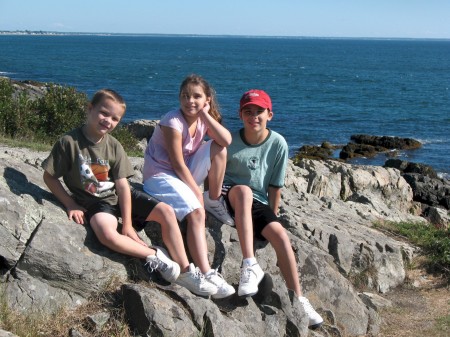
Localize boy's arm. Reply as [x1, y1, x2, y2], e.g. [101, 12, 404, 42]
[43, 171, 86, 224]
[115, 178, 147, 246]
[268, 186, 282, 216]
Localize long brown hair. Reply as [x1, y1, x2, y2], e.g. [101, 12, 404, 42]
[179, 74, 222, 123]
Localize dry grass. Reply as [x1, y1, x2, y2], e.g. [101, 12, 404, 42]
[376, 258, 450, 337]
[0, 277, 134, 337]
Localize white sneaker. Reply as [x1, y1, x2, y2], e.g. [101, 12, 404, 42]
[175, 263, 218, 297]
[298, 296, 324, 329]
[205, 269, 236, 299]
[145, 246, 180, 283]
[238, 263, 264, 297]
[203, 192, 234, 226]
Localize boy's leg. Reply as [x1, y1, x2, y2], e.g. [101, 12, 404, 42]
[261, 221, 323, 329]
[228, 185, 255, 258]
[261, 221, 302, 295]
[90, 212, 156, 259]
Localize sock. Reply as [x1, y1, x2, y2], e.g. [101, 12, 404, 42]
[242, 257, 257, 267]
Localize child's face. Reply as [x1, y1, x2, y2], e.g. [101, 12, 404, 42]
[179, 84, 210, 118]
[87, 97, 125, 136]
[239, 104, 273, 131]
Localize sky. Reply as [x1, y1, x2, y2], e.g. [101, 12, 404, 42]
[1, 0, 449, 39]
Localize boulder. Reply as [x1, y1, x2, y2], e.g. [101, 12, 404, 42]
[0, 144, 427, 336]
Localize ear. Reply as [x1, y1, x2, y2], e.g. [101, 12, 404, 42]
[238, 109, 244, 120]
[267, 110, 274, 121]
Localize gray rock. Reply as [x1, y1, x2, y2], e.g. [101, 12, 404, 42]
[0, 143, 428, 336]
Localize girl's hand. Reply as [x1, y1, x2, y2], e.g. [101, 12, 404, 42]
[201, 102, 210, 115]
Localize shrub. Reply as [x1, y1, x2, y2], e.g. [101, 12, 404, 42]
[0, 79, 141, 153]
[31, 84, 88, 143]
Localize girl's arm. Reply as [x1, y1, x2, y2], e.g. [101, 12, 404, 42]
[199, 103, 232, 147]
[115, 178, 147, 246]
[268, 186, 282, 216]
[43, 171, 86, 224]
[162, 125, 204, 203]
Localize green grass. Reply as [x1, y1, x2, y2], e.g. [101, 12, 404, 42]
[374, 220, 450, 278]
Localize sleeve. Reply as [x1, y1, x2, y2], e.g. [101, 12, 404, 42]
[41, 137, 71, 178]
[269, 136, 289, 187]
[160, 110, 183, 133]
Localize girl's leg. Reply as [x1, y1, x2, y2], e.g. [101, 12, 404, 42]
[228, 185, 255, 258]
[206, 141, 227, 199]
[261, 221, 302, 296]
[184, 207, 211, 273]
[90, 212, 156, 259]
[146, 202, 190, 272]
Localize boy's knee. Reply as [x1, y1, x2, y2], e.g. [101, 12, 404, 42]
[230, 185, 253, 201]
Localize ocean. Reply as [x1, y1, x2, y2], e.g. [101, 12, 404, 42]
[1, 34, 449, 176]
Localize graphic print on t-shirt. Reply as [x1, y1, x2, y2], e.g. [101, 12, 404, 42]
[78, 153, 115, 197]
[247, 156, 259, 170]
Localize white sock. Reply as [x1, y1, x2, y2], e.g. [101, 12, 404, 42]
[205, 269, 215, 277]
[242, 257, 257, 267]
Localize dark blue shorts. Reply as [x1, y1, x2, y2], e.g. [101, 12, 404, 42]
[222, 185, 279, 240]
[85, 187, 160, 231]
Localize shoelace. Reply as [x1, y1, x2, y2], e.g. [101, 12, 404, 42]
[145, 257, 168, 273]
[208, 269, 225, 283]
[240, 266, 255, 283]
[192, 266, 206, 280]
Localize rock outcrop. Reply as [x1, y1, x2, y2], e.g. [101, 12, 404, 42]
[0, 141, 429, 337]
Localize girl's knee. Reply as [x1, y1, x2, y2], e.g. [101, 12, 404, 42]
[211, 141, 227, 157]
[186, 208, 205, 228]
[149, 202, 177, 222]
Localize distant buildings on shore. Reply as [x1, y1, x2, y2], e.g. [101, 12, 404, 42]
[0, 30, 65, 35]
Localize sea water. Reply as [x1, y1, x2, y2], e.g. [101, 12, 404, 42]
[0, 34, 449, 175]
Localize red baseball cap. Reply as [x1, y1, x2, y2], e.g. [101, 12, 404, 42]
[239, 89, 272, 111]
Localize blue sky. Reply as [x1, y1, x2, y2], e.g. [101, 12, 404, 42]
[1, 0, 449, 39]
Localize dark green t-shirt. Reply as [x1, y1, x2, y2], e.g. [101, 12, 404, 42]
[42, 126, 134, 209]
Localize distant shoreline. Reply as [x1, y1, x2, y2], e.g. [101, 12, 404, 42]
[1, 30, 449, 41]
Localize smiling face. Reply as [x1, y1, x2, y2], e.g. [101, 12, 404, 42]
[239, 104, 273, 132]
[85, 96, 125, 140]
[179, 84, 210, 119]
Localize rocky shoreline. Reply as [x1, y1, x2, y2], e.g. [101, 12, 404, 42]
[1, 78, 449, 336]
[0, 134, 448, 336]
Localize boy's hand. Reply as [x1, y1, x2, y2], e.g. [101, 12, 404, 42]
[67, 206, 87, 225]
[122, 226, 148, 247]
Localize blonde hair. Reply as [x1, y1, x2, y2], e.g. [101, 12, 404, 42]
[179, 74, 222, 123]
[90, 89, 126, 112]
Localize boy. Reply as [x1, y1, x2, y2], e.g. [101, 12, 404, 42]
[222, 89, 324, 329]
[42, 89, 217, 297]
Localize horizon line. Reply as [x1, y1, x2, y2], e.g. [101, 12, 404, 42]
[1, 30, 449, 41]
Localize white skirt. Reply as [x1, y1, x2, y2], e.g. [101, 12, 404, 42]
[143, 140, 212, 221]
